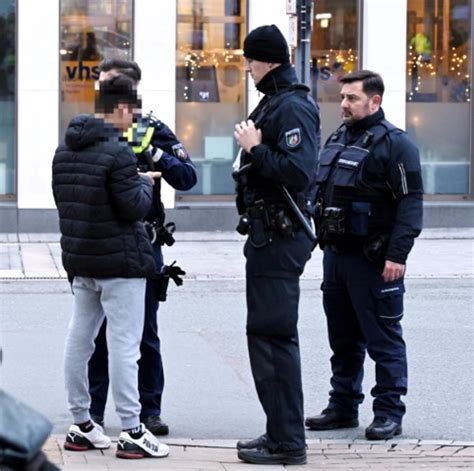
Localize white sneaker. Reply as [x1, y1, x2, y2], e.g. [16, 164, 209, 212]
[116, 423, 170, 459]
[91, 420, 105, 434]
[64, 423, 111, 451]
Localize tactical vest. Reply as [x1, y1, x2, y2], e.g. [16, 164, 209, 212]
[316, 119, 398, 244]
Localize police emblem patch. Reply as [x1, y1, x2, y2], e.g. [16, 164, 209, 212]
[285, 128, 301, 148]
[172, 143, 188, 160]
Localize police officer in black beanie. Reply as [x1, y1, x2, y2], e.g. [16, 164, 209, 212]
[233, 24, 320, 465]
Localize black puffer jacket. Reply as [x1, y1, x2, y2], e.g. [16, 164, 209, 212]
[52, 114, 156, 279]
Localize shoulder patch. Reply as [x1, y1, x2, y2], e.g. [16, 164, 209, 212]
[285, 128, 302, 148]
[172, 143, 188, 160]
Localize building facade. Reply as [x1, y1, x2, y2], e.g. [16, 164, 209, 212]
[0, 0, 473, 231]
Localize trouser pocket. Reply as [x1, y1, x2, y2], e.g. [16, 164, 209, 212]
[246, 272, 299, 336]
[249, 216, 271, 248]
[371, 281, 405, 324]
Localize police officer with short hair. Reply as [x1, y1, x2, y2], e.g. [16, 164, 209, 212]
[305, 70, 423, 440]
[88, 59, 197, 435]
[233, 25, 320, 465]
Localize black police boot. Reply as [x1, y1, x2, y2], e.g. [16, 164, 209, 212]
[236, 433, 267, 450]
[237, 445, 306, 465]
[142, 415, 169, 436]
[305, 408, 359, 430]
[365, 417, 402, 440]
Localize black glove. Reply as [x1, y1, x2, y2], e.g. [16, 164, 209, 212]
[163, 261, 186, 286]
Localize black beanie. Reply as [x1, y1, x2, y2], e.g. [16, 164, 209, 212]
[243, 24, 290, 64]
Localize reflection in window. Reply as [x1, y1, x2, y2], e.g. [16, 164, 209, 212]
[310, 0, 359, 103]
[59, 0, 133, 135]
[406, 0, 471, 194]
[310, 0, 360, 141]
[0, 0, 16, 197]
[176, 0, 247, 196]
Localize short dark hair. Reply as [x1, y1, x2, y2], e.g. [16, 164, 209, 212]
[95, 75, 140, 114]
[99, 59, 142, 83]
[340, 70, 385, 98]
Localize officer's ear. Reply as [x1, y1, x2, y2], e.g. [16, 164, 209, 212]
[371, 94, 382, 107]
[368, 93, 382, 113]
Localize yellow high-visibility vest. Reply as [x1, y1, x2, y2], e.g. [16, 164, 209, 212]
[124, 122, 154, 154]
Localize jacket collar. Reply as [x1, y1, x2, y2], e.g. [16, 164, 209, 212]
[256, 63, 298, 95]
[347, 108, 385, 135]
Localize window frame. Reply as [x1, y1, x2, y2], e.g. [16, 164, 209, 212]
[0, 0, 18, 201]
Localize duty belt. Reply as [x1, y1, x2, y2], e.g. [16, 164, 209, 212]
[248, 201, 288, 217]
[247, 200, 297, 237]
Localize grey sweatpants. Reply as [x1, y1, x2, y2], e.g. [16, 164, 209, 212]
[64, 276, 146, 430]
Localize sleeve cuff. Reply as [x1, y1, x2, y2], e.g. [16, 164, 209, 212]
[250, 144, 266, 168]
[152, 147, 164, 163]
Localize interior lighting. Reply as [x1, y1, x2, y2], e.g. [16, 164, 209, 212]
[315, 13, 332, 28]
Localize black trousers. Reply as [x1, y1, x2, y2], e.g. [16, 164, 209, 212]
[88, 246, 164, 419]
[245, 229, 312, 452]
[322, 248, 407, 423]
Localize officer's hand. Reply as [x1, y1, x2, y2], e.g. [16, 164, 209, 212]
[138, 171, 160, 186]
[382, 260, 405, 282]
[234, 119, 262, 153]
[147, 171, 162, 179]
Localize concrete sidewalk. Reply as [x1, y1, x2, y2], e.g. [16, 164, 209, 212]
[1, 228, 474, 280]
[43, 436, 474, 470]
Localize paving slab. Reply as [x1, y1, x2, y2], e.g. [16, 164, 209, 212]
[39, 436, 474, 470]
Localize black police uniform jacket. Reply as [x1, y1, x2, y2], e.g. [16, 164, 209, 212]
[316, 108, 423, 264]
[52, 114, 156, 279]
[236, 63, 320, 213]
[134, 115, 197, 224]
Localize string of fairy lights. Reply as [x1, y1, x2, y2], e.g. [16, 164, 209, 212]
[313, 48, 357, 73]
[407, 44, 470, 102]
[177, 41, 470, 103]
[180, 44, 241, 102]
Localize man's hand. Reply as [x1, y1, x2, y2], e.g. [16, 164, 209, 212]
[382, 260, 406, 282]
[234, 119, 262, 153]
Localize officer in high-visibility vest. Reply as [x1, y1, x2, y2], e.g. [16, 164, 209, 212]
[88, 59, 197, 435]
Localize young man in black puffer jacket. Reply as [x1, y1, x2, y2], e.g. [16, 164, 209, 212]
[52, 76, 169, 459]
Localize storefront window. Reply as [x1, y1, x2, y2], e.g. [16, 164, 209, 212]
[0, 0, 16, 197]
[176, 0, 247, 196]
[60, 0, 133, 135]
[310, 0, 360, 140]
[406, 0, 472, 194]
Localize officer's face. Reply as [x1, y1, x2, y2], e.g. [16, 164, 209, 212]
[244, 58, 274, 85]
[340, 81, 381, 126]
